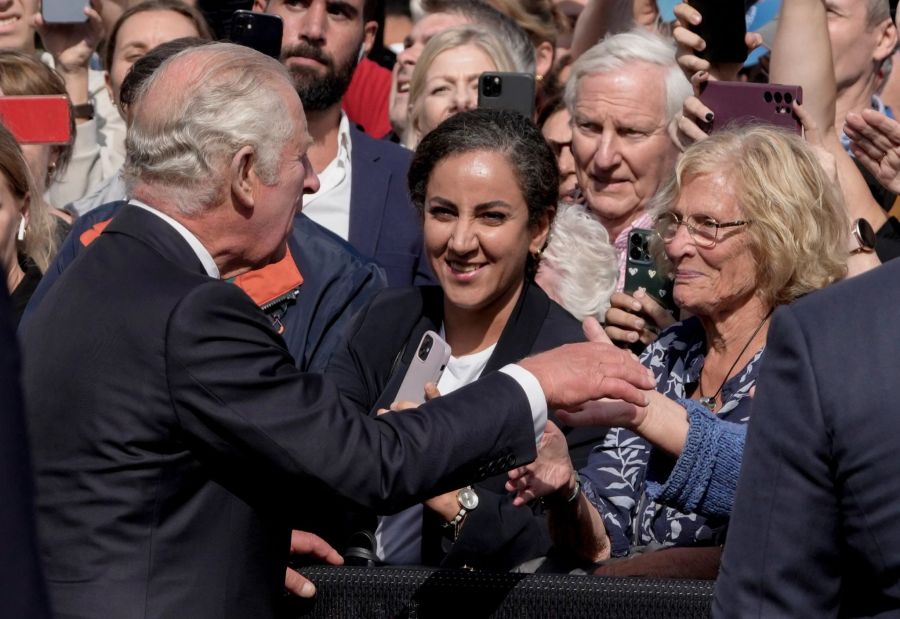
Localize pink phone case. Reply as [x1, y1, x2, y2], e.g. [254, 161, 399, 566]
[700, 82, 803, 134]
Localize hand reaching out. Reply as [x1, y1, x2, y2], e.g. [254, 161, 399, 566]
[506, 421, 575, 506]
[845, 108, 900, 195]
[284, 530, 343, 598]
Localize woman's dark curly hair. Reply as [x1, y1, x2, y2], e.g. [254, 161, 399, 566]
[408, 108, 559, 227]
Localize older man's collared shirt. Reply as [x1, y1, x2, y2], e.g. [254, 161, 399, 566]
[302, 114, 353, 241]
[130, 200, 219, 278]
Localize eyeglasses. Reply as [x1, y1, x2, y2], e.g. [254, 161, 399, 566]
[654, 212, 751, 249]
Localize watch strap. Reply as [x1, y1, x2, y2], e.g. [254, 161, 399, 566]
[72, 103, 95, 120]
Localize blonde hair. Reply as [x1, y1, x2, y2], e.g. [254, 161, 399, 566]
[407, 25, 517, 144]
[650, 125, 848, 308]
[0, 124, 56, 273]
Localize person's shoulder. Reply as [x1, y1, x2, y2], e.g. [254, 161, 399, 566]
[291, 213, 385, 280]
[349, 122, 411, 166]
[541, 297, 587, 344]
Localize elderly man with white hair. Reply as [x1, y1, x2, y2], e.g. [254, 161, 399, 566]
[566, 29, 691, 347]
[19, 42, 655, 619]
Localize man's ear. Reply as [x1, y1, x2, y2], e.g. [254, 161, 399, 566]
[252, 0, 267, 14]
[231, 145, 258, 210]
[363, 20, 378, 55]
[873, 18, 898, 64]
[535, 41, 555, 81]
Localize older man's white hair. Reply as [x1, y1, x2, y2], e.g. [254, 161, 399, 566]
[564, 28, 692, 123]
[539, 202, 618, 321]
[124, 43, 297, 215]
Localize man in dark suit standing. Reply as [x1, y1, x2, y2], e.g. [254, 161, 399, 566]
[714, 257, 900, 617]
[253, 0, 430, 287]
[22, 43, 653, 619]
[0, 288, 48, 618]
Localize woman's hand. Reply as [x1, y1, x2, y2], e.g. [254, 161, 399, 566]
[34, 0, 104, 74]
[284, 530, 343, 598]
[845, 109, 900, 195]
[379, 383, 441, 415]
[672, 2, 764, 83]
[603, 290, 676, 348]
[506, 421, 575, 506]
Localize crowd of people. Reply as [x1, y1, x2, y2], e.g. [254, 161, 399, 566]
[4, 0, 900, 617]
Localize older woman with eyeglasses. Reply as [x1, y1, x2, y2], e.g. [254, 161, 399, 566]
[506, 124, 851, 572]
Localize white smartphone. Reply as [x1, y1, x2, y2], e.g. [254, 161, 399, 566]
[394, 331, 452, 405]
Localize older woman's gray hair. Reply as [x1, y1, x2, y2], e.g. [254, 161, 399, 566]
[124, 43, 296, 215]
[536, 203, 618, 321]
[564, 29, 691, 123]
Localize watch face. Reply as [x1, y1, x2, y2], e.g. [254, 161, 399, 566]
[856, 219, 877, 250]
[458, 487, 479, 510]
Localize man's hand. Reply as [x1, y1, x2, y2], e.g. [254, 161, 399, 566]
[603, 290, 675, 348]
[506, 421, 575, 506]
[284, 530, 343, 598]
[519, 341, 655, 410]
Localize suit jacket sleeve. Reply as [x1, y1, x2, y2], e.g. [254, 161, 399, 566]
[164, 281, 537, 515]
[713, 305, 841, 618]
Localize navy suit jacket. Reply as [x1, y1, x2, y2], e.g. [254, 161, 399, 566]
[22, 205, 537, 619]
[348, 123, 433, 287]
[715, 258, 900, 617]
[0, 288, 48, 619]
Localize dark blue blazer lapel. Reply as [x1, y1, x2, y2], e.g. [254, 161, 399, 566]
[102, 204, 208, 277]
[348, 123, 391, 259]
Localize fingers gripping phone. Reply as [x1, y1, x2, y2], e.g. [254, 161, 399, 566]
[478, 72, 536, 120]
[394, 331, 452, 406]
[624, 229, 678, 314]
[700, 81, 803, 134]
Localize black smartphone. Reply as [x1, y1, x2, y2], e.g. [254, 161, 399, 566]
[700, 81, 803, 134]
[42, 0, 89, 24]
[623, 229, 678, 314]
[478, 72, 535, 120]
[195, 0, 253, 41]
[687, 0, 748, 64]
[229, 10, 284, 60]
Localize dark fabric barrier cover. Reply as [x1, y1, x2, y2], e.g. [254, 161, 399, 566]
[286, 566, 714, 618]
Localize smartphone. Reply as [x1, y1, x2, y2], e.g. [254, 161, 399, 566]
[42, 0, 89, 24]
[394, 331, 452, 405]
[700, 81, 803, 134]
[229, 10, 284, 60]
[687, 0, 748, 64]
[0, 96, 71, 145]
[195, 0, 254, 41]
[623, 229, 678, 314]
[478, 72, 535, 120]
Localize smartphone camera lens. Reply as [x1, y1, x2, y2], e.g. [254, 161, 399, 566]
[481, 75, 502, 98]
[763, 91, 773, 103]
[784, 92, 793, 104]
[418, 335, 433, 361]
[774, 92, 783, 104]
[629, 246, 642, 260]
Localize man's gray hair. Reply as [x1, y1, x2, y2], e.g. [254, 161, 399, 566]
[564, 29, 691, 122]
[866, 0, 891, 27]
[421, 0, 535, 73]
[540, 203, 618, 321]
[124, 43, 296, 215]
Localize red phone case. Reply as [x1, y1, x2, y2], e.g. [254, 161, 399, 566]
[0, 96, 72, 145]
[700, 82, 803, 135]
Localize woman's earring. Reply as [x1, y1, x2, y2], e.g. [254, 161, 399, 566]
[17, 216, 26, 242]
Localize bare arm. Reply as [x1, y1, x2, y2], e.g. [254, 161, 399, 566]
[570, 0, 636, 59]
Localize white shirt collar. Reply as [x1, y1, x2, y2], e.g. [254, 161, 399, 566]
[129, 200, 220, 279]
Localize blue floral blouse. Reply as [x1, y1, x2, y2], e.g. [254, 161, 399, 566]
[579, 317, 763, 557]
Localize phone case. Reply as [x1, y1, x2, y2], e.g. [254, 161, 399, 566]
[478, 72, 535, 120]
[687, 0, 747, 64]
[195, 0, 255, 41]
[229, 11, 284, 60]
[394, 331, 452, 405]
[623, 229, 678, 314]
[42, 0, 89, 24]
[0, 96, 71, 145]
[700, 81, 803, 135]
